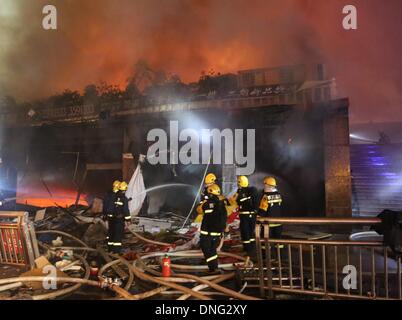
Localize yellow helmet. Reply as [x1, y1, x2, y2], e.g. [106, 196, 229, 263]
[112, 180, 121, 192]
[119, 181, 128, 191]
[237, 175, 249, 188]
[264, 176, 277, 187]
[207, 184, 221, 196]
[205, 173, 217, 185]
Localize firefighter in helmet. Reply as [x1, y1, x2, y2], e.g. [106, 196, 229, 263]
[103, 180, 131, 253]
[103, 180, 120, 249]
[195, 173, 218, 223]
[233, 175, 258, 255]
[200, 173, 217, 201]
[199, 183, 227, 272]
[258, 176, 283, 239]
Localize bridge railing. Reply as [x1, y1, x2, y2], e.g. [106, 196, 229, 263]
[255, 217, 402, 300]
[0, 94, 300, 126]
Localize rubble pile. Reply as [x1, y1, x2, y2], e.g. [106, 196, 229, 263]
[0, 203, 257, 300]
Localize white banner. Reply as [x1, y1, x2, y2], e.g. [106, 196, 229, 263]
[126, 164, 146, 216]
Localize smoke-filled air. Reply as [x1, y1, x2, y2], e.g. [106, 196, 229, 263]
[0, 0, 401, 123]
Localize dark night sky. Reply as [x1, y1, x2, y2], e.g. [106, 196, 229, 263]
[0, 0, 401, 123]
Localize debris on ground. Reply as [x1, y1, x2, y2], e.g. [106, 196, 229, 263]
[0, 203, 256, 301]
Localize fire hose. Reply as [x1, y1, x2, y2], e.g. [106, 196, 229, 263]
[36, 243, 210, 300]
[98, 258, 134, 291]
[175, 273, 260, 300]
[127, 232, 261, 299]
[106, 252, 211, 300]
[33, 254, 91, 300]
[36, 230, 89, 248]
[0, 275, 135, 300]
[43, 241, 211, 300]
[132, 251, 259, 300]
[177, 272, 235, 300]
[129, 230, 171, 247]
[0, 229, 259, 300]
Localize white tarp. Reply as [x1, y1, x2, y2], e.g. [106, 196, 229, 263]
[126, 164, 146, 217]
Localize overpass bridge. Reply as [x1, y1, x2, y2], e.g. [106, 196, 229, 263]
[0, 87, 351, 219]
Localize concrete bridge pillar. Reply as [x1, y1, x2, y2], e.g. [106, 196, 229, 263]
[323, 102, 352, 217]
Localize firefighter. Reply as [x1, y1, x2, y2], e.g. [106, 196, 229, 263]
[103, 180, 120, 251]
[233, 175, 258, 255]
[199, 184, 227, 272]
[200, 173, 217, 201]
[258, 176, 283, 239]
[104, 180, 131, 254]
[195, 173, 218, 223]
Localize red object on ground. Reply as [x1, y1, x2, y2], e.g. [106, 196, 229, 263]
[161, 255, 171, 277]
[90, 261, 99, 276]
[90, 267, 99, 277]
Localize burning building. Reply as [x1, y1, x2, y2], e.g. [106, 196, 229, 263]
[0, 63, 351, 218]
[0, 0, 401, 303]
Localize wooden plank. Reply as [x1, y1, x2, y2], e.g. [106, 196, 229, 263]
[122, 154, 135, 182]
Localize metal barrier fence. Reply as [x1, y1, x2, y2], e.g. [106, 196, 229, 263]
[0, 212, 39, 269]
[254, 217, 402, 300]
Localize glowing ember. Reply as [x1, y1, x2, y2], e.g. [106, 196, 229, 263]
[16, 186, 88, 208]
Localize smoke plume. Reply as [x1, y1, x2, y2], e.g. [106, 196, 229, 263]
[0, 0, 401, 123]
